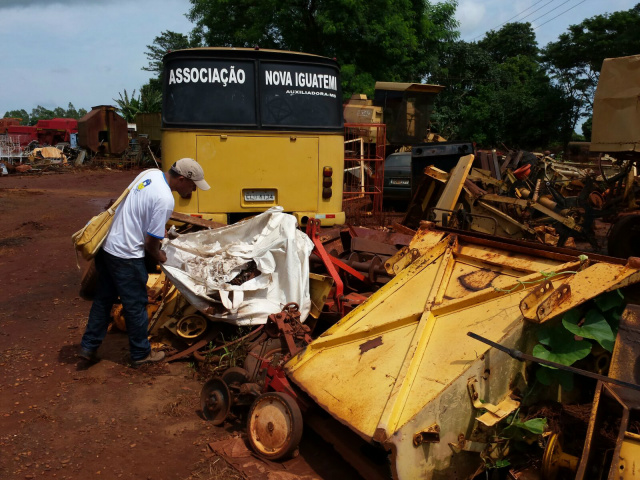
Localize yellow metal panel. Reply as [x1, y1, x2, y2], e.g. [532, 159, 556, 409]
[455, 243, 560, 274]
[292, 322, 418, 439]
[619, 432, 640, 479]
[285, 227, 640, 479]
[433, 154, 473, 223]
[162, 130, 345, 225]
[196, 135, 319, 212]
[443, 261, 514, 300]
[395, 293, 528, 429]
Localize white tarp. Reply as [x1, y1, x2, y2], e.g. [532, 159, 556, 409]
[161, 207, 314, 326]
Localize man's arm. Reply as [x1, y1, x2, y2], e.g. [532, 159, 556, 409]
[145, 234, 167, 264]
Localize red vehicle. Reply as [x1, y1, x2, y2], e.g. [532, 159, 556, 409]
[6, 125, 37, 146]
[6, 118, 78, 147]
[36, 118, 78, 145]
[0, 118, 21, 134]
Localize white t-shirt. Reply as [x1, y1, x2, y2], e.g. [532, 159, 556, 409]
[103, 169, 174, 259]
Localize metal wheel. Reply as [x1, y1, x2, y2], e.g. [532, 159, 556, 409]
[541, 432, 578, 480]
[244, 338, 286, 381]
[200, 377, 231, 425]
[222, 367, 250, 387]
[176, 314, 208, 339]
[247, 392, 303, 460]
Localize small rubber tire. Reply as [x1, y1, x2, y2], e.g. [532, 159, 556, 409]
[247, 392, 303, 460]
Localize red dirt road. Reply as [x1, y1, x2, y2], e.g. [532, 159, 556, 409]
[0, 169, 357, 480]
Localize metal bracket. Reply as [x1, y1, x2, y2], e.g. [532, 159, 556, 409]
[413, 424, 440, 446]
[536, 284, 571, 322]
[519, 280, 554, 320]
[449, 434, 485, 454]
[467, 378, 520, 427]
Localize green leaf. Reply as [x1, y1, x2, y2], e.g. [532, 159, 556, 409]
[537, 322, 577, 347]
[603, 308, 623, 336]
[562, 308, 616, 352]
[493, 459, 511, 469]
[536, 366, 554, 385]
[533, 329, 592, 366]
[536, 367, 574, 390]
[507, 417, 547, 435]
[594, 290, 624, 312]
[557, 369, 574, 391]
[502, 416, 547, 442]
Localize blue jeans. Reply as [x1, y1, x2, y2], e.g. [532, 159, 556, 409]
[81, 249, 151, 361]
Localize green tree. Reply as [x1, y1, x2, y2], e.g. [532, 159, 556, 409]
[431, 22, 569, 148]
[143, 30, 196, 77]
[4, 104, 87, 125]
[478, 22, 538, 63]
[582, 116, 592, 142]
[430, 40, 498, 139]
[113, 89, 141, 122]
[186, 0, 458, 99]
[139, 83, 162, 113]
[3, 109, 30, 125]
[457, 56, 569, 147]
[29, 105, 55, 125]
[64, 102, 87, 120]
[543, 4, 640, 145]
[113, 87, 161, 122]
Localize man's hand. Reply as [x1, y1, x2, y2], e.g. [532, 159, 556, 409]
[156, 249, 167, 264]
[145, 235, 167, 264]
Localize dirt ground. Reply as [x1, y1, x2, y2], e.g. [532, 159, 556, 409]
[0, 168, 359, 480]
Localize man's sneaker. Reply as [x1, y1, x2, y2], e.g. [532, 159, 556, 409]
[132, 350, 165, 366]
[78, 347, 100, 363]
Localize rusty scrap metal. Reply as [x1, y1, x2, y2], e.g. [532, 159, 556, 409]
[575, 304, 640, 478]
[264, 303, 311, 358]
[467, 331, 640, 392]
[413, 424, 440, 446]
[165, 325, 264, 363]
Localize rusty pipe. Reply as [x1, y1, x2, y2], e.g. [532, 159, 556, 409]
[518, 188, 558, 211]
[310, 253, 391, 283]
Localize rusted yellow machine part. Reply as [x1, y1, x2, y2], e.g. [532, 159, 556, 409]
[111, 272, 205, 340]
[111, 273, 171, 332]
[285, 224, 640, 479]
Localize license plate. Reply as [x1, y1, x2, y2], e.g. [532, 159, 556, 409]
[244, 189, 276, 202]
[389, 178, 410, 186]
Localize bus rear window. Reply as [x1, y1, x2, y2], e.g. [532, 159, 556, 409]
[163, 59, 257, 127]
[259, 62, 342, 129]
[162, 53, 342, 131]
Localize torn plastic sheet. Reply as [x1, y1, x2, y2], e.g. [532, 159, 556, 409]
[161, 207, 314, 326]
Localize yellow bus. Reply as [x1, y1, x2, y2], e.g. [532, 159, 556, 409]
[161, 48, 345, 226]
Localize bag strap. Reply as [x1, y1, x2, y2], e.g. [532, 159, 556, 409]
[107, 186, 131, 214]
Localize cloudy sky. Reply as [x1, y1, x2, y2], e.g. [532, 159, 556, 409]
[0, 0, 637, 116]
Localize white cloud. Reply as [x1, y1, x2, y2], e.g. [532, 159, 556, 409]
[455, 1, 487, 37]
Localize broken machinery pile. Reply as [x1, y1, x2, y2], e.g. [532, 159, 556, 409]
[402, 150, 639, 259]
[85, 199, 640, 479]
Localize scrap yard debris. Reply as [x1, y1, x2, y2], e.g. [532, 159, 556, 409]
[123, 211, 640, 479]
[402, 149, 639, 257]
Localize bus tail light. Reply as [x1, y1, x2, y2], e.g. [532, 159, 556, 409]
[322, 166, 333, 198]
